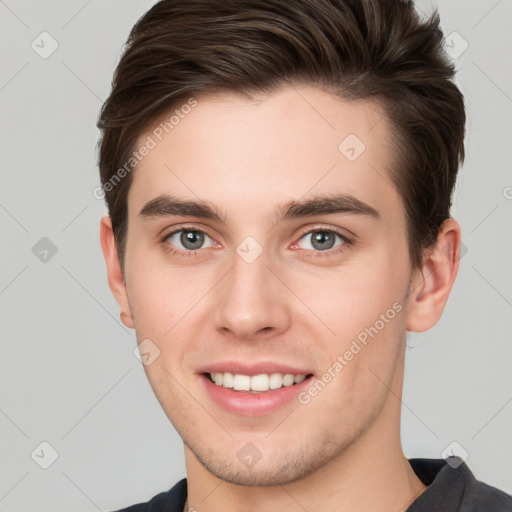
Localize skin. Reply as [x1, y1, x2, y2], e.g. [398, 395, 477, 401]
[100, 85, 461, 511]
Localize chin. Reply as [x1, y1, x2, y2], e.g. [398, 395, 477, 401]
[184, 436, 346, 487]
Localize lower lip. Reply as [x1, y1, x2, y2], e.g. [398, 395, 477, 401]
[200, 374, 313, 417]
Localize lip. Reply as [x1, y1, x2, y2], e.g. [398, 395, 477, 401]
[196, 361, 314, 376]
[198, 364, 315, 417]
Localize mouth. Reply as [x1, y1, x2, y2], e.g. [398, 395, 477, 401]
[199, 368, 315, 416]
[204, 372, 313, 393]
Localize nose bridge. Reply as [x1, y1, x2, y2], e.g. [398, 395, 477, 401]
[232, 247, 272, 302]
[213, 244, 290, 339]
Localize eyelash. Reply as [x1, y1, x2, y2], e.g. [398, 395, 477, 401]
[160, 225, 353, 259]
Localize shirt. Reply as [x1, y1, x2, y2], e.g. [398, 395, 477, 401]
[112, 458, 512, 511]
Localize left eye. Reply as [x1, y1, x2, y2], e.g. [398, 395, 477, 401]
[297, 230, 345, 251]
[166, 230, 214, 250]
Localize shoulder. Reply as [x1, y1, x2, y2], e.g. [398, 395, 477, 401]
[464, 475, 512, 512]
[110, 478, 187, 512]
[408, 458, 512, 512]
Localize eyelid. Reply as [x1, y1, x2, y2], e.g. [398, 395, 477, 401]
[159, 220, 211, 236]
[160, 224, 217, 241]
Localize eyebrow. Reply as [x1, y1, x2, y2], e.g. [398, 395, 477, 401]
[276, 194, 380, 222]
[138, 193, 380, 224]
[139, 194, 225, 222]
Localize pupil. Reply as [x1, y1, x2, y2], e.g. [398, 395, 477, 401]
[181, 231, 204, 250]
[312, 231, 335, 250]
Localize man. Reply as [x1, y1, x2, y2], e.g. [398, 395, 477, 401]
[97, 0, 512, 510]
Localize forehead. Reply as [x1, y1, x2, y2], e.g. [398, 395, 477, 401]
[128, 85, 402, 224]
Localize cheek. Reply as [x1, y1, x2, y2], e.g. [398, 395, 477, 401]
[126, 273, 171, 335]
[124, 246, 211, 334]
[295, 258, 408, 343]
[305, 304, 406, 432]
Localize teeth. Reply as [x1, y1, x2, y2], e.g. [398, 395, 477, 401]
[294, 374, 306, 384]
[210, 372, 308, 392]
[251, 374, 269, 391]
[222, 372, 234, 388]
[283, 374, 294, 387]
[269, 373, 283, 390]
[233, 374, 251, 391]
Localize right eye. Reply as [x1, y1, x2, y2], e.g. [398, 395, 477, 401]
[165, 229, 214, 251]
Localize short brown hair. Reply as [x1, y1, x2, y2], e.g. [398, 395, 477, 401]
[97, 0, 465, 270]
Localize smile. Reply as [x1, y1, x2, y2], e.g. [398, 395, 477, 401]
[208, 372, 308, 392]
[199, 363, 315, 416]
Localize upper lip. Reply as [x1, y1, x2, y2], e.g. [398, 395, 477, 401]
[197, 361, 314, 376]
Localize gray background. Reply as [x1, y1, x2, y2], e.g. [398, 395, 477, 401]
[1, 1, 511, 510]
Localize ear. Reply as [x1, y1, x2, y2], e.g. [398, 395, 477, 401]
[99, 215, 134, 329]
[406, 219, 461, 332]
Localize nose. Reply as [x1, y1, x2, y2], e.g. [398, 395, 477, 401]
[213, 247, 292, 341]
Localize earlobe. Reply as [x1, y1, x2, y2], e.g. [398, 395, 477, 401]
[99, 215, 134, 329]
[406, 219, 461, 333]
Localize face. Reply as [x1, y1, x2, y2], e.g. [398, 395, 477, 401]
[114, 85, 419, 485]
